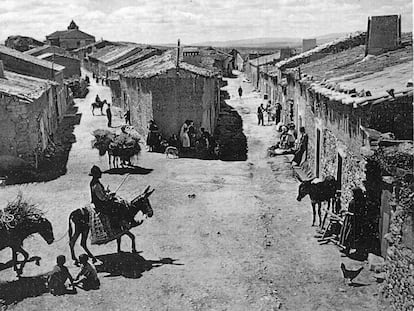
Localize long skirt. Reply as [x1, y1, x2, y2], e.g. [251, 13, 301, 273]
[181, 133, 190, 148]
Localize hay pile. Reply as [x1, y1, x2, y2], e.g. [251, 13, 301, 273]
[1, 193, 42, 230]
[92, 128, 141, 157]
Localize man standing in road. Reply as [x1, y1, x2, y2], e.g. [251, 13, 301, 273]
[106, 103, 112, 128]
[257, 104, 264, 126]
[238, 86, 243, 98]
[275, 102, 282, 124]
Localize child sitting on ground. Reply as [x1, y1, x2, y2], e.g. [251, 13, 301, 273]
[48, 255, 76, 295]
[74, 254, 100, 290]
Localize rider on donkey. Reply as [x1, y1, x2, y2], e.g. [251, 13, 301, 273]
[95, 94, 101, 104]
[89, 165, 138, 230]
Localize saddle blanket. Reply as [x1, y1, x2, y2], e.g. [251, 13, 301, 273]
[86, 205, 132, 245]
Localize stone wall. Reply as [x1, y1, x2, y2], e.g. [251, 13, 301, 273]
[0, 92, 51, 164]
[120, 69, 219, 140]
[43, 54, 81, 78]
[375, 144, 414, 310]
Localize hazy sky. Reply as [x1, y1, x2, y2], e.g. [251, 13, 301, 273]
[0, 0, 412, 44]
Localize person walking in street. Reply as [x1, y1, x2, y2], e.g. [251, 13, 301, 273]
[238, 86, 243, 98]
[257, 104, 264, 126]
[275, 102, 282, 124]
[106, 103, 112, 127]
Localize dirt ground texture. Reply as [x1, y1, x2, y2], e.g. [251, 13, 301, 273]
[0, 71, 382, 311]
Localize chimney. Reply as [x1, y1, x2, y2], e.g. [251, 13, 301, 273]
[176, 39, 180, 68]
[302, 39, 317, 52]
[366, 14, 401, 55]
[0, 61, 4, 79]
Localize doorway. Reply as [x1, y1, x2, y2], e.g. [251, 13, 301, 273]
[316, 129, 321, 177]
[337, 153, 343, 190]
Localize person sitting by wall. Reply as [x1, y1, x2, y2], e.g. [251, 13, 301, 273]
[291, 126, 308, 165]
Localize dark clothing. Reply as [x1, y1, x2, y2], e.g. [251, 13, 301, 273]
[275, 104, 282, 124]
[106, 108, 112, 127]
[238, 87, 243, 97]
[147, 123, 159, 151]
[257, 106, 264, 126]
[48, 265, 73, 295]
[292, 133, 308, 164]
[125, 111, 131, 125]
[90, 179, 111, 213]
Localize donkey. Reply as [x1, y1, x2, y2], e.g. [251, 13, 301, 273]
[91, 99, 106, 116]
[0, 213, 54, 276]
[68, 186, 154, 266]
[296, 175, 337, 227]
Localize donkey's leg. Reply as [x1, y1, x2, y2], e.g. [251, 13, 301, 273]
[12, 247, 19, 276]
[321, 201, 329, 229]
[80, 229, 97, 263]
[311, 202, 316, 226]
[14, 245, 29, 276]
[69, 229, 81, 265]
[318, 202, 323, 227]
[124, 231, 137, 253]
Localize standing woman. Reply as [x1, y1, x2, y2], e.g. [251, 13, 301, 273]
[180, 120, 191, 152]
[147, 120, 159, 152]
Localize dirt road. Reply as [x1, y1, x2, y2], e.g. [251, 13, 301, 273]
[0, 72, 379, 310]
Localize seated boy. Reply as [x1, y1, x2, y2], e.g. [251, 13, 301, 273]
[74, 254, 100, 290]
[48, 255, 76, 295]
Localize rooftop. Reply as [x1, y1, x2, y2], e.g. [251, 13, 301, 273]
[0, 45, 65, 72]
[107, 48, 159, 71]
[268, 32, 366, 74]
[24, 44, 69, 56]
[0, 71, 58, 102]
[299, 38, 413, 106]
[89, 44, 141, 64]
[249, 51, 281, 66]
[118, 50, 217, 78]
[46, 29, 95, 40]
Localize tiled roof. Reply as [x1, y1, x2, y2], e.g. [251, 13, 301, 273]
[268, 32, 366, 76]
[107, 48, 159, 70]
[249, 52, 281, 67]
[0, 71, 58, 102]
[24, 45, 68, 56]
[118, 50, 217, 78]
[89, 45, 141, 64]
[47, 29, 95, 40]
[0, 45, 65, 71]
[300, 43, 413, 105]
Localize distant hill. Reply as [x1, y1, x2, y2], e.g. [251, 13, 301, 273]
[5, 35, 44, 52]
[193, 32, 351, 48]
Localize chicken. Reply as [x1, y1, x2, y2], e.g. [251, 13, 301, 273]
[340, 263, 363, 285]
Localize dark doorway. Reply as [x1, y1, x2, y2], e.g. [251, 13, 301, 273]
[337, 153, 343, 189]
[316, 129, 321, 177]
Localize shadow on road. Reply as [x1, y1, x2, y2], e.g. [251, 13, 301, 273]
[0, 256, 42, 273]
[0, 274, 49, 306]
[96, 252, 183, 279]
[104, 166, 153, 175]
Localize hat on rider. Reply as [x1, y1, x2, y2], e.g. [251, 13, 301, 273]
[89, 165, 102, 177]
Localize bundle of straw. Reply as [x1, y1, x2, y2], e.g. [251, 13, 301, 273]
[2, 192, 42, 229]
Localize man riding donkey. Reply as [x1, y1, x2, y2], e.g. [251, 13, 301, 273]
[89, 165, 141, 231]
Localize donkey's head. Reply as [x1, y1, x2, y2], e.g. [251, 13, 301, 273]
[131, 186, 154, 218]
[29, 215, 54, 245]
[296, 176, 315, 202]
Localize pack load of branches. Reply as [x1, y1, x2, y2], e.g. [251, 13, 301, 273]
[92, 128, 141, 157]
[1, 193, 42, 230]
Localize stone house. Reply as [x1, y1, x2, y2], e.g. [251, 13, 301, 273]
[0, 45, 69, 121]
[230, 49, 244, 71]
[244, 52, 281, 89]
[88, 44, 142, 79]
[107, 48, 163, 107]
[265, 29, 412, 209]
[37, 53, 81, 79]
[0, 66, 60, 165]
[46, 20, 95, 51]
[116, 50, 221, 139]
[182, 46, 233, 77]
[72, 40, 115, 67]
[24, 45, 70, 57]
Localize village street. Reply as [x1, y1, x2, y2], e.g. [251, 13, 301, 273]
[0, 72, 379, 311]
